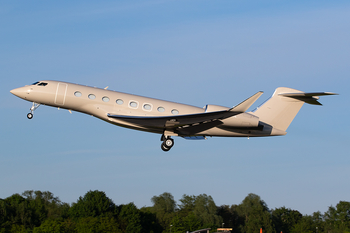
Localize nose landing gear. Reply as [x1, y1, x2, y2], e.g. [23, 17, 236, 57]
[161, 135, 174, 152]
[27, 113, 33, 119]
[27, 102, 40, 119]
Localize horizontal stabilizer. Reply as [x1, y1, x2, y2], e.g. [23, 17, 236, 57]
[279, 92, 338, 105]
[230, 91, 263, 112]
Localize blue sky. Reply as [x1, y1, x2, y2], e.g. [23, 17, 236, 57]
[1, 0, 349, 215]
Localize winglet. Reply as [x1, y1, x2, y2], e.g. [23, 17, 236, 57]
[230, 91, 264, 112]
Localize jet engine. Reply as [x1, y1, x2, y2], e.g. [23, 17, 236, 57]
[204, 104, 230, 112]
[221, 113, 259, 127]
[204, 105, 259, 127]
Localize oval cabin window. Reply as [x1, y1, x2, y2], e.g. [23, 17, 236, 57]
[171, 109, 179, 115]
[74, 91, 82, 97]
[143, 104, 152, 111]
[129, 101, 138, 108]
[157, 107, 165, 112]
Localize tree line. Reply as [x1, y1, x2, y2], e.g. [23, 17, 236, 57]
[0, 190, 349, 233]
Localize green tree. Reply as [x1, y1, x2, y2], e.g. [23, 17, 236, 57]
[272, 207, 302, 233]
[0, 191, 69, 232]
[324, 201, 350, 233]
[182, 212, 202, 231]
[335, 201, 350, 231]
[1, 193, 33, 229]
[311, 211, 324, 233]
[139, 206, 163, 233]
[178, 195, 196, 216]
[290, 215, 314, 233]
[75, 216, 121, 233]
[217, 204, 244, 233]
[151, 192, 176, 232]
[118, 203, 142, 233]
[69, 190, 117, 219]
[9, 224, 30, 233]
[177, 194, 221, 231]
[60, 218, 76, 233]
[193, 194, 222, 229]
[169, 215, 186, 233]
[32, 219, 64, 233]
[22, 190, 68, 226]
[237, 193, 275, 233]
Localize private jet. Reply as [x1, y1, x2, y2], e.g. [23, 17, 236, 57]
[10, 81, 336, 151]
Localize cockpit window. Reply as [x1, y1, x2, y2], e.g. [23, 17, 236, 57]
[32, 82, 48, 86]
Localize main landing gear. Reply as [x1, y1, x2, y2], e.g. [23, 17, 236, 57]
[161, 135, 174, 152]
[27, 102, 40, 119]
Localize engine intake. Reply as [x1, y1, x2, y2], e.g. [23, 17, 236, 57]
[204, 104, 230, 112]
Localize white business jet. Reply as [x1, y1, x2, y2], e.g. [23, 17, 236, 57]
[10, 81, 336, 151]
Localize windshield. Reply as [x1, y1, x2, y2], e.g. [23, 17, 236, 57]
[32, 81, 48, 86]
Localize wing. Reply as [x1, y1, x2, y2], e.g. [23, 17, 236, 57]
[107, 110, 234, 131]
[107, 91, 263, 135]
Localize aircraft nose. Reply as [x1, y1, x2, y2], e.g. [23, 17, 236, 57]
[10, 87, 29, 98]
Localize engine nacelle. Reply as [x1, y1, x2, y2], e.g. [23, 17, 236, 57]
[204, 105, 260, 127]
[221, 112, 260, 127]
[204, 104, 230, 112]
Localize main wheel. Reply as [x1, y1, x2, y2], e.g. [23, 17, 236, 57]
[164, 138, 174, 148]
[27, 113, 33, 119]
[161, 143, 171, 152]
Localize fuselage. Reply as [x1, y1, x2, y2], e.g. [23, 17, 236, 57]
[10, 80, 281, 137]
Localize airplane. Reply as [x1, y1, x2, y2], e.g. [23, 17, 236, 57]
[10, 80, 336, 151]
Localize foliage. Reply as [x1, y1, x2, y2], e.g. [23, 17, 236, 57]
[69, 190, 117, 219]
[217, 204, 244, 232]
[236, 193, 274, 233]
[323, 201, 350, 233]
[151, 192, 176, 232]
[118, 203, 142, 233]
[1, 190, 350, 233]
[272, 206, 302, 233]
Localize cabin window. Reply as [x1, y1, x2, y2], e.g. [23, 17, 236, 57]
[102, 96, 110, 102]
[143, 104, 152, 111]
[74, 91, 82, 97]
[88, 94, 96, 100]
[157, 107, 165, 112]
[116, 99, 124, 105]
[171, 109, 179, 115]
[129, 101, 138, 108]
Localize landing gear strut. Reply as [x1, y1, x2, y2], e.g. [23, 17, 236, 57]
[161, 135, 174, 152]
[27, 102, 40, 119]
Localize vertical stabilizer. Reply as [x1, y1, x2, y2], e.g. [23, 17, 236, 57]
[252, 87, 305, 132]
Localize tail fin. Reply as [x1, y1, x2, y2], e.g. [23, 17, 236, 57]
[252, 87, 337, 132]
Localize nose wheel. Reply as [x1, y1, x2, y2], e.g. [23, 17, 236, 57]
[161, 136, 174, 152]
[27, 102, 40, 119]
